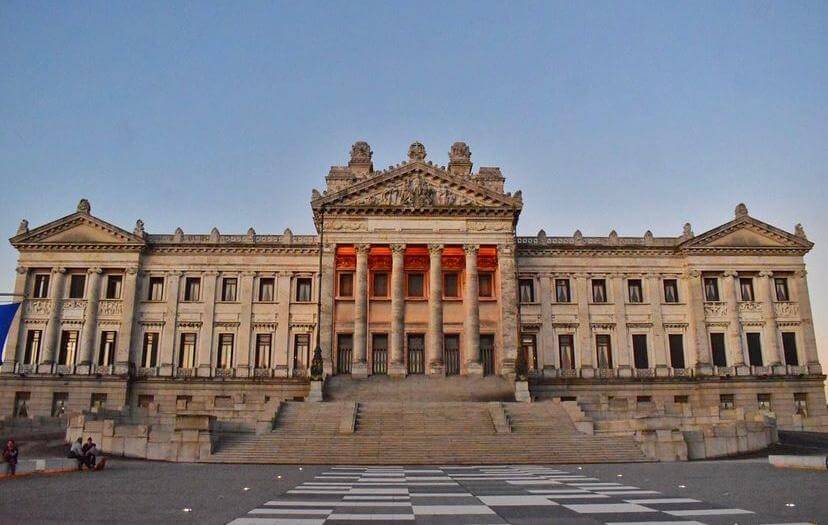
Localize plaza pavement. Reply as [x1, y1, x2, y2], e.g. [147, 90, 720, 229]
[0, 458, 823, 524]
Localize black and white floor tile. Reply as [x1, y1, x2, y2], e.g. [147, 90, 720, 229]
[227, 465, 798, 524]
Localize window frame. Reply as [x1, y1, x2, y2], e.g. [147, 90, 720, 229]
[142, 332, 159, 368]
[774, 277, 790, 301]
[68, 273, 86, 299]
[555, 279, 571, 303]
[183, 277, 201, 302]
[591, 278, 607, 303]
[371, 271, 389, 298]
[704, 277, 720, 302]
[178, 333, 197, 368]
[337, 272, 354, 298]
[32, 274, 50, 298]
[105, 274, 123, 300]
[519, 278, 536, 303]
[739, 277, 755, 302]
[443, 272, 460, 299]
[258, 277, 275, 302]
[98, 331, 117, 366]
[627, 279, 643, 303]
[478, 271, 494, 299]
[595, 334, 613, 369]
[255, 333, 272, 368]
[406, 272, 425, 299]
[217, 333, 234, 369]
[295, 277, 313, 302]
[663, 279, 679, 303]
[220, 277, 238, 302]
[148, 276, 165, 301]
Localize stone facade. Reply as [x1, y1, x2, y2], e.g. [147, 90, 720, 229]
[1, 141, 825, 432]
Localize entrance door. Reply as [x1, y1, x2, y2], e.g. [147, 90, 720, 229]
[372, 334, 388, 375]
[480, 334, 495, 376]
[337, 334, 352, 375]
[407, 334, 424, 374]
[444, 334, 460, 376]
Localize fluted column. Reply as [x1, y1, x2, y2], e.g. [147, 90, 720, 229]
[1, 266, 29, 373]
[757, 270, 783, 370]
[463, 244, 482, 376]
[497, 244, 519, 377]
[611, 274, 631, 376]
[352, 243, 369, 378]
[649, 273, 669, 376]
[319, 243, 335, 376]
[274, 271, 292, 377]
[159, 271, 182, 376]
[722, 270, 746, 371]
[794, 270, 821, 374]
[686, 269, 712, 374]
[389, 243, 406, 376]
[196, 271, 218, 377]
[115, 266, 139, 374]
[575, 273, 593, 374]
[78, 267, 103, 372]
[236, 271, 255, 377]
[40, 267, 67, 372]
[427, 244, 444, 375]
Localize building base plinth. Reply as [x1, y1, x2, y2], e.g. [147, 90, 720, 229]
[307, 380, 324, 402]
[465, 362, 483, 377]
[388, 362, 406, 377]
[351, 362, 368, 379]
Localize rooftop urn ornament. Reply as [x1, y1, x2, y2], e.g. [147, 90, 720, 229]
[282, 228, 293, 244]
[794, 223, 807, 239]
[735, 202, 749, 219]
[644, 230, 654, 245]
[608, 230, 619, 245]
[173, 227, 184, 242]
[77, 198, 91, 214]
[537, 229, 547, 242]
[408, 141, 427, 161]
[683, 222, 694, 239]
[449, 141, 471, 162]
[209, 227, 220, 243]
[16, 219, 29, 236]
[573, 229, 584, 245]
[349, 141, 372, 163]
[134, 219, 145, 238]
[246, 227, 256, 242]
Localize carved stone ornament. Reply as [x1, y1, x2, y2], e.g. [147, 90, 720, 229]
[794, 223, 807, 239]
[704, 302, 727, 317]
[428, 243, 443, 256]
[16, 219, 29, 236]
[608, 230, 619, 245]
[449, 141, 471, 162]
[390, 243, 406, 255]
[134, 219, 145, 238]
[408, 141, 426, 161]
[537, 229, 547, 242]
[683, 223, 694, 238]
[209, 227, 220, 242]
[282, 228, 293, 243]
[354, 174, 468, 207]
[350, 141, 373, 163]
[173, 227, 184, 242]
[643, 230, 654, 244]
[573, 230, 584, 245]
[16, 265, 27, 275]
[77, 198, 91, 214]
[735, 202, 749, 219]
[246, 227, 256, 241]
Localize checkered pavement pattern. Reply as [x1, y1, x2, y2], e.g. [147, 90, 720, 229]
[227, 464, 786, 524]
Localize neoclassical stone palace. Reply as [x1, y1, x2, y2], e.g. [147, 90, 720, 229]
[1, 141, 825, 432]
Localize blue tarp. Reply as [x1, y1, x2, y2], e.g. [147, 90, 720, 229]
[0, 302, 22, 364]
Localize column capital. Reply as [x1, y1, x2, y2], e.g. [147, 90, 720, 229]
[355, 243, 371, 255]
[685, 269, 701, 279]
[723, 269, 738, 278]
[758, 270, 774, 278]
[390, 243, 406, 255]
[167, 270, 183, 277]
[573, 272, 589, 279]
[795, 269, 807, 278]
[52, 267, 67, 275]
[428, 243, 443, 256]
[87, 266, 103, 275]
[497, 244, 514, 256]
[15, 265, 27, 275]
[126, 266, 139, 275]
[202, 270, 219, 277]
[463, 244, 478, 255]
[241, 270, 258, 277]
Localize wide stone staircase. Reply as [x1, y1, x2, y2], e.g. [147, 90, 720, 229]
[207, 397, 649, 464]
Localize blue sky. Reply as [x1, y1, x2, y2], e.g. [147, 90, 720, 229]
[1, 1, 827, 366]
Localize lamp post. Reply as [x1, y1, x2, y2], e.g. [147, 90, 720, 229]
[310, 207, 325, 380]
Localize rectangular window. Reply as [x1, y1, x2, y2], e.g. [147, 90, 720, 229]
[558, 334, 575, 369]
[33, 274, 50, 298]
[719, 394, 735, 409]
[710, 333, 727, 367]
[479, 334, 495, 376]
[90, 393, 107, 411]
[338, 272, 354, 297]
[105, 275, 122, 299]
[555, 279, 571, 303]
[137, 395, 154, 408]
[478, 272, 494, 298]
[740, 278, 755, 302]
[407, 272, 425, 298]
[255, 334, 271, 368]
[668, 334, 685, 369]
[142, 332, 159, 367]
[371, 333, 388, 375]
[627, 279, 643, 303]
[148, 276, 164, 301]
[520, 334, 537, 370]
[68, 274, 86, 299]
[51, 392, 68, 417]
[794, 392, 808, 416]
[178, 333, 197, 368]
[596, 334, 612, 369]
[337, 333, 353, 374]
[98, 331, 117, 366]
[58, 330, 79, 366]
[774, 278, 789, 301]
[519, 279, 535, 303]
[13, 392, 30, 417]
[632, 334, 649, 369]
[704, 278, 720, 302]
[296, 278, 312, 302]
[757, 393, 772, 410]
[258, 277, 275, 302]
[443, 272, 459, 298]
[293, 333, 311, 370]
[444, 334, 460, 375]
[221, 278, 238, 302]
[184, 277, 201, 301]
[372, 272, 389, 298]
[782, 332, 798, 366]
[663, 279, 679, 303]
[746, 332, 763, 366]
[674, 395, 689, 404]
[591, 279, 607, 303]
[24, 330, 42, 365]
[217, 334, 234, 368]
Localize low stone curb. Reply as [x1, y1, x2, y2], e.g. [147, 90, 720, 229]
[0, 458, 80, 479]
[769, 454, 828, 470]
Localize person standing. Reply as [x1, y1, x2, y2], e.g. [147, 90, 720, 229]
[3, 439, 19, 476]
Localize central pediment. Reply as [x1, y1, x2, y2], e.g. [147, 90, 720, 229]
[311, 142, 522, 225]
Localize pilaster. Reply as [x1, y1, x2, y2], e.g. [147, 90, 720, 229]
[611, 273, 631, 377]
[686, 269, 713, 375]
[497, 243, 518, 377]
[159, 271, 181, 376]
[114, 266, 139, 375]
[196, 271, 218, 377]
[235, 271, 255, 377]
[77, 267, 103, 373]
[649, 273, 669, 376]
[274, 271, 292, 376]
[539, 275, 555, 372]
[794, 270, 822, 374]
[319, 243, 335, 376]
[575, 273, 594, 376]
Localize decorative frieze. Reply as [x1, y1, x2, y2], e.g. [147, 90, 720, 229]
[97, 299, 123, 317]
[24, 299, 51, 317]
[703, 301, 727, 317]
[774, 301, 799, 318]
[738, 301, 762, 313]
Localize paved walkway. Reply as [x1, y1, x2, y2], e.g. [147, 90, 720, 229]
[228, 464, 784, 524]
